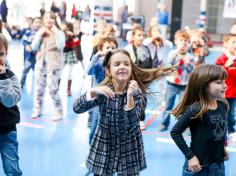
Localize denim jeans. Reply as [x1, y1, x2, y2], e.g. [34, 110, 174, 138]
[161, 82, 185, 127]
[20, 57, 36, 87]
[182, 160, 225, 176]
[89, 107, 99, 145]
[226, 98, 236, 133]
[0, 131, 22, 176]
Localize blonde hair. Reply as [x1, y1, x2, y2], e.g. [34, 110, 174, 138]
[223, 33, 236, 45]
[174, 29, 190, 41]
[101, 49, 175, 95]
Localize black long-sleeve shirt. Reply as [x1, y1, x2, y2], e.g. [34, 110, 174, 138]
[170, 101, 228, 166]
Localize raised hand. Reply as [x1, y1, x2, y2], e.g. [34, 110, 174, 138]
[127, 80, 139, 97]
[90, 86, 115, 99]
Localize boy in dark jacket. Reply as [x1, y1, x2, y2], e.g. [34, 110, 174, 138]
[0, 33, 22, 175]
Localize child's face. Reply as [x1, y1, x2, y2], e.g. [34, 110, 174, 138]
[32, 18, 42, 31]
[225, 37, 236, 55]
[108, 52, 132, 84]
[26, 18, 33, 28]
[0, 46, 7, 66]
[175, 37, 189, 53]
[133, 30, 145, 46]
[73, 21, 80, 33]
[60, 23, 67, 32]
[230, 24, 236, 34]
[101, 42, 117, 55]
[151, 26, 161, 38]
[43, 13, 55, 28]
[208, 79, 226, 99]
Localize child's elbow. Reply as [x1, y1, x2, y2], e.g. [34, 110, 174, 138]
[2, 97, 20, 108]
[73, 104, 82, 114]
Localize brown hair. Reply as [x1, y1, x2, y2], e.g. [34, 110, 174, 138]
[97, 37, 118, 51]
[101, 49, 175, 95]
[147, 25, 164, 46]
[172, 64, 227, 119]
[174, 29, 190, 41]
[0, 33, 8, 52]
[103, 24, 115, 35]
[223, 33, 236, 44]
[62, 21, 73, 32]
[132, 25, 145, 35]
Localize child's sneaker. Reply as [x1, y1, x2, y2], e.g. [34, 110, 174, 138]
[31, 109, 41, 118]
[52, 110, 63, 121]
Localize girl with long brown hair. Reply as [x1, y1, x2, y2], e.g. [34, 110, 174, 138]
[171, 64, 229, 176]
[73, 49, 175, 176]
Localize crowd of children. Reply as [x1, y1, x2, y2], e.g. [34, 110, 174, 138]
[1, 4, 236, 175]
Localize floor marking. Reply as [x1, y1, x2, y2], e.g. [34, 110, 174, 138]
[144, 104, 165, 129]
[156, 137, 175, 144]
[19, 122, 44, 128]
[227, 147, 236, 152]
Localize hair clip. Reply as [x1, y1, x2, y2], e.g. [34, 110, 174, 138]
[102, 51, 113, 67]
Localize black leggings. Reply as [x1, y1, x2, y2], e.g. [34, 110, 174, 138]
[94, 175, 99, 176]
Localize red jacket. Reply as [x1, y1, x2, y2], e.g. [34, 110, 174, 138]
[215, 53, 236, 98]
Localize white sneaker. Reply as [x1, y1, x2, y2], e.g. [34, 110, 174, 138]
[52, 110, 63, 121]
[140, 121, 146, 130]
[31, 109, 41, 118]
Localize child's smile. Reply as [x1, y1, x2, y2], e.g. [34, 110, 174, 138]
[108, 53, 131, 83]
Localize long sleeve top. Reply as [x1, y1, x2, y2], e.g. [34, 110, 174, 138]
[0, 69, 21, 134]
[166, 49, 194, 85]
[215, 52, 236, 98]
[87, 54, 105, 85]
[125, 44, 152, 68]
[31, 28, 65, 70]
[170, 101, 228, 166]
[73, 83, 146, 176]
[22, 29, 37, 60]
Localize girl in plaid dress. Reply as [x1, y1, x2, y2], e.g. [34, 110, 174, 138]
[61, 21, 78, 96]
[73, 49, 175, 176]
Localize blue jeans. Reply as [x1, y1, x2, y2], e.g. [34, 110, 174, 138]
[20, 57, 36, 87]
[226, 98, 236, 133]
[0, 131, 22, 176]
[89, 107, 99, 145]
[182, 160, 225, 176]
[161, 82, 185, 127]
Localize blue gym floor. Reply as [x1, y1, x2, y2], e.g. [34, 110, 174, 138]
[1, 38, 236, 176]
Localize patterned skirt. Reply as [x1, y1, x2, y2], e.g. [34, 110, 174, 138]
[63, 50, 78, 65]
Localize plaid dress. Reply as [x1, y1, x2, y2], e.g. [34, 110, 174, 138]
[63, 50, 78, 65]
[73, 83, 147, 176]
